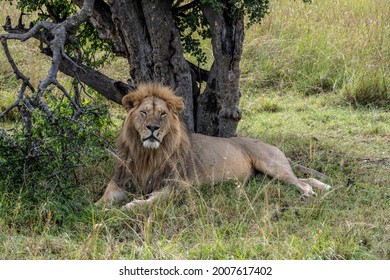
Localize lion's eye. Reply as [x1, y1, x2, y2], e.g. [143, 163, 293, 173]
[160, 112, 167, 118]
[140, 111, 147, 117]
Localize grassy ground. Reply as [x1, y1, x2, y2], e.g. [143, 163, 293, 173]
[0, 0, 389, 259]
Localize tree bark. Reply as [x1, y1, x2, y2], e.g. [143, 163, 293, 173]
[196, 3, 244, 137]
[72, 0, 127, 56]
[108, 0, 194, 131]
[58, 58, 131, 104]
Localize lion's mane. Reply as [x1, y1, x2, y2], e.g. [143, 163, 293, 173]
[113, 84, 191, 194]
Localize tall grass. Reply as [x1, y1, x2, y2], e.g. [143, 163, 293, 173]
[242, 0, 389, 104]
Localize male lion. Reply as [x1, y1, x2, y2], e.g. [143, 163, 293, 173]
[96, 84, 331, 210]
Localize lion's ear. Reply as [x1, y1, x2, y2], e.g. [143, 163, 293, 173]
[122, 94, 139, 111]
[168, 97, 185, 114]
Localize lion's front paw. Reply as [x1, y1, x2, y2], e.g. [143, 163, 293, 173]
[121, 199, 147, 211]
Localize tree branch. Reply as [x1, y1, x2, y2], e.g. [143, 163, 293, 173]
[0, 0, 96, 91]
[187, 60, 209, 82]
[71, 0, 127, 56]
[2, 21, 132, 108]
[0, 39, 35, 118]
[58, 56, 134, 104]
[1, 0, 141, 117]
[1, 38, 35, 92]
[172, 0, 199, 16]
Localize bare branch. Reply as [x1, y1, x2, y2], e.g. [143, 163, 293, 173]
[0, 39, 35, 118]
[1, 21, 55, 42]
[2, 28, 130, 107]
[0, 100, 19, 119]
[0, 0, 96, 91]
[64, 0, 95, 30]
[34, 93, 53, 118]
[39, 0, 95, 90]
[1, 0, 133, 116]
[39, 25, 66, 90]
[2, 34, 54, 120]
[56, 81, 82, 113]
[1, 39, 35, 92]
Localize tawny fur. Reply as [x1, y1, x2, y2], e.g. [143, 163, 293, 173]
[96, 84, 331, 209]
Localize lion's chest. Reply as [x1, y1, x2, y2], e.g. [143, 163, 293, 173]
[129, 153, 182, 194]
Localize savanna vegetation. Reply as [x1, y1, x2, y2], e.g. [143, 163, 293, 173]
[0, 0, 389, 259]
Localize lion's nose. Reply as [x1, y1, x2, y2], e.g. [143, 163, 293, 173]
[146, 125, 160, 132]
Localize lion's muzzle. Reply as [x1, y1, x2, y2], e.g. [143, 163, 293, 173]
[143, 135, 160, 149]
[142, 126, 161, 149]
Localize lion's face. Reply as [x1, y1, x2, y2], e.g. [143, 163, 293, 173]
[121, 84, 185, 150]
[131, 97, 171, 149]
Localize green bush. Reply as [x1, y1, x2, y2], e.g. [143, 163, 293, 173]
[0, 92, 114, 193]
[0, 90, 115, 233]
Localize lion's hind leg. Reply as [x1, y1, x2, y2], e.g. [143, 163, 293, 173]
[270, 170, 318, 200]
[247, 149, 315, 199]
[300, 178, 331, 192]
[252, 157, 318, 199]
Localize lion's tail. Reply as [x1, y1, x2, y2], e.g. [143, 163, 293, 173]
[288, 159, 331, 180]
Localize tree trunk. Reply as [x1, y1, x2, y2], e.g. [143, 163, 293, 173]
[108, 0, 194, 131]
[96, 0, 243, 137]
[196, 3, 244, 137]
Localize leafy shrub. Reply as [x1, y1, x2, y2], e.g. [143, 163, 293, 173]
[0, 90, 116, 233]
[0, 92, 115, 193]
